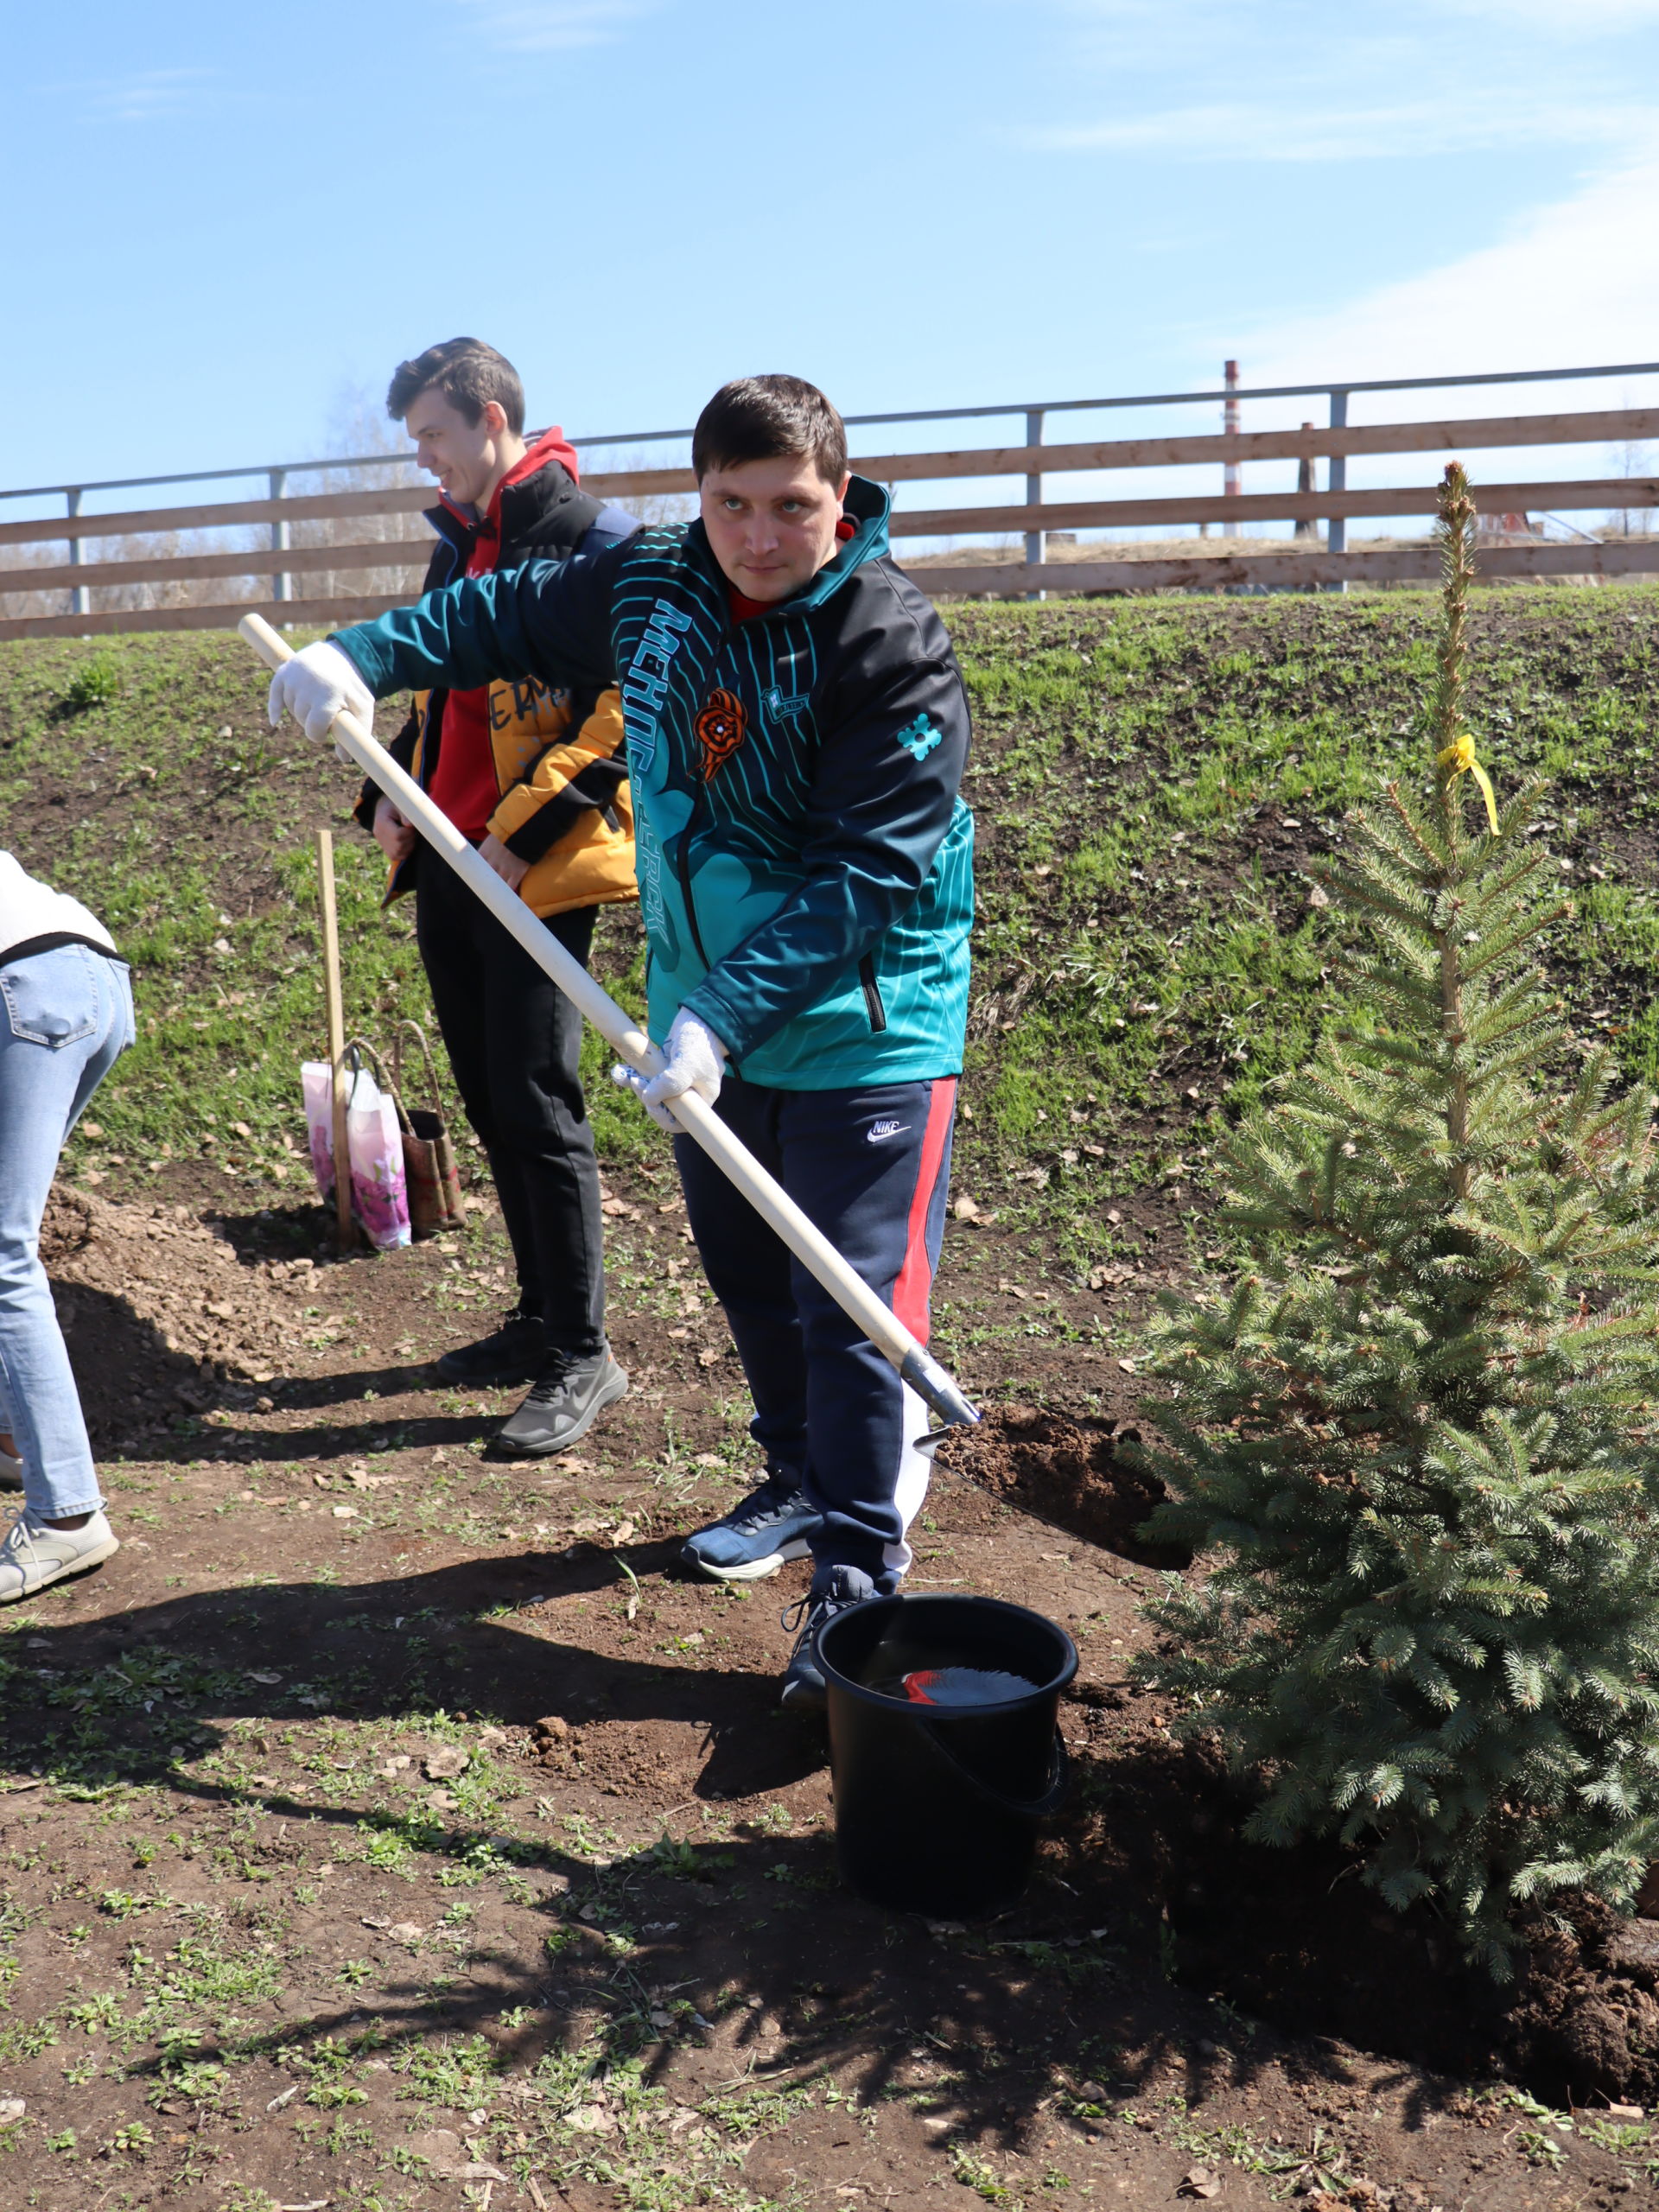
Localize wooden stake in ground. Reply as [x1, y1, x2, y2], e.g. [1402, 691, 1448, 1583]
[314, 826, 356, 1253]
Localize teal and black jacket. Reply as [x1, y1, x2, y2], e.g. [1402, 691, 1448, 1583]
[331, 475, 974, 1090]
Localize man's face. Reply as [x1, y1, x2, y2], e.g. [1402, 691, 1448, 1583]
[699, 454, 852, 603]
[405, 388, 508, 510]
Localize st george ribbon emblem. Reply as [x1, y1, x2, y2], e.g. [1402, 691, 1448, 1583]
[694, 688, 748, 781]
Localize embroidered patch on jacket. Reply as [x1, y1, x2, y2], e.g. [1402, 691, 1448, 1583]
[896, 711, 944, 760]
[695, 688, 749, 780]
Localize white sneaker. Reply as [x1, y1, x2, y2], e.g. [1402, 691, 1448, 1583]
[0, 1510, 118, 1602]
[0, 1449, 22, 1493]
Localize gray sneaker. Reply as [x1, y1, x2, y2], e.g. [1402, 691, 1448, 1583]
[0, 1447, 22, 1494]
[779, 1564, 876, 1713]
[491, 1350, 628, 1459]
[0, 1510, 119, 1603]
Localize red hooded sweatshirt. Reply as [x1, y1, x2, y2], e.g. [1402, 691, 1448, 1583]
[427, 427, 583, 842]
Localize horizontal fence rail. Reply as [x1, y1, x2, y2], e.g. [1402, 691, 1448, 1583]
[2, 537, 434, 597]
[918, 540, 1659, 598]
[0, 594, 419, 642]
[0, 483, 433, 550]
[3, 361, 1658, 638]
[885, 476, 1659, 539]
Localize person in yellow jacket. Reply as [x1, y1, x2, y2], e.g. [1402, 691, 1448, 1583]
[356, 338, 640, 1455]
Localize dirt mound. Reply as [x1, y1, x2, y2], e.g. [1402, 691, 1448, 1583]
[941, 1402, 1189, 1566]
[1065, 1731, 1659, 2104]
[41, 1188, 321, 1436]
[1505, 1906, 1659, 2102]
[533, 1715, 713, 1806]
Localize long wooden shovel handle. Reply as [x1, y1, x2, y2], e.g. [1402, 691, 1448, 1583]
[242, 613, 978, 1432]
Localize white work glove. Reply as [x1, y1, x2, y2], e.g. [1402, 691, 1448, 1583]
[266, 641, 376, 760]
[611, 1060, 679, 1134]
[610, 1009, 728, 1133]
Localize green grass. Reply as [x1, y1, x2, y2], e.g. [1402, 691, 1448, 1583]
[942, 583, 1659, 1253]
[0, 629, 651, 1201]
[6, 588, 1659, 1255]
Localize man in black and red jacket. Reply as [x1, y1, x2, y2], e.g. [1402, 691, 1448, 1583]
[356, 338, 640, 1457]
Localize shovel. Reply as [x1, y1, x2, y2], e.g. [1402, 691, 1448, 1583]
[243, 613, 979, 1434]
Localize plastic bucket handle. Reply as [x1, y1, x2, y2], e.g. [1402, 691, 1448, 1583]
[917, 1719, 1070, 1820]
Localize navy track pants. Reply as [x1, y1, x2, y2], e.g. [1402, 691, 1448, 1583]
[673, 1076, 957, 1593]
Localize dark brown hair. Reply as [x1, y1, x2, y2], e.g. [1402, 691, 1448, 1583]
[386, 338, 525, 436]
[691, 375, 847, 486]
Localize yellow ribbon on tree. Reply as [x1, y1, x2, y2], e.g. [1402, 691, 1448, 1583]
[1437, 731, 1499, 833]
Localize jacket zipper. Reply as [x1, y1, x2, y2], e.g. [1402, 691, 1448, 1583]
[859, 954, 887, 1033]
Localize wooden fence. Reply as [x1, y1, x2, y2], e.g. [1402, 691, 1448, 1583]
[3, 396, 1657, 639]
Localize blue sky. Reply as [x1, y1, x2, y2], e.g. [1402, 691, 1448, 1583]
[4, 0, 1658, 512]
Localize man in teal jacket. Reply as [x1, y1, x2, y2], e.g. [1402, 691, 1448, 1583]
[270, 375, 974, 1708]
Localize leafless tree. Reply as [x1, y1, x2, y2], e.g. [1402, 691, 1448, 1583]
[1609, 436, 1654, 539]
[283, 385, 429, 607]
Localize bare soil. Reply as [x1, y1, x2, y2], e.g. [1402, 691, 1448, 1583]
[0, 1173, 1653, 2211]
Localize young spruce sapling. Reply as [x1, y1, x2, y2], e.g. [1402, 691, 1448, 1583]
[1136, 465, 1659, 1973]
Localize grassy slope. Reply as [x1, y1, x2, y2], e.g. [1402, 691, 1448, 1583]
[950, 583, 1659, 1264]
[3, 587, 1658, 1274]
[0, 632, 651, 1197]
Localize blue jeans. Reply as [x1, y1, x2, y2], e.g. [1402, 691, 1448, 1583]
[0, 944, 134, 1519]
[674, 1076, 957, 1593]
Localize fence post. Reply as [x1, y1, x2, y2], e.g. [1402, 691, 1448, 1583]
[67, 489, 88, 620]
[1223, 360, 1241, 537]
[270, 468, 291, 615]
[1025, 407, 1046, 600]
[1294, 423, 1317, 540]
[1325, 388, 1349, 593]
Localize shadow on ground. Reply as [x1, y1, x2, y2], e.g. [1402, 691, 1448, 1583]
[3, 1556, 1414, 2153]
[3, 1555, 1571, 2154]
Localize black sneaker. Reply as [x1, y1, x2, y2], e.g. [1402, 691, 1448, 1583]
[490, 1348, 628, 1459]
[680, 1468, 823, 1583]
[779, 1564, 876, 1713]
[435, 1306, 546, 1387]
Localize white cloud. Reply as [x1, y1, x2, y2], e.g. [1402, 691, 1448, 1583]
[1243, 149, 1659, 395]
[1062, 0, 1659, 32]
[1034, 0, 1659, 162]
[453, 0, 653, 50]
[1440, 0, 1659, 26]
[1035, 94, 1651, 162]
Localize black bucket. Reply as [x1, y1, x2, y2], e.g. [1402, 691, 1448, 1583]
[817, 1592, 1077, 1919]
